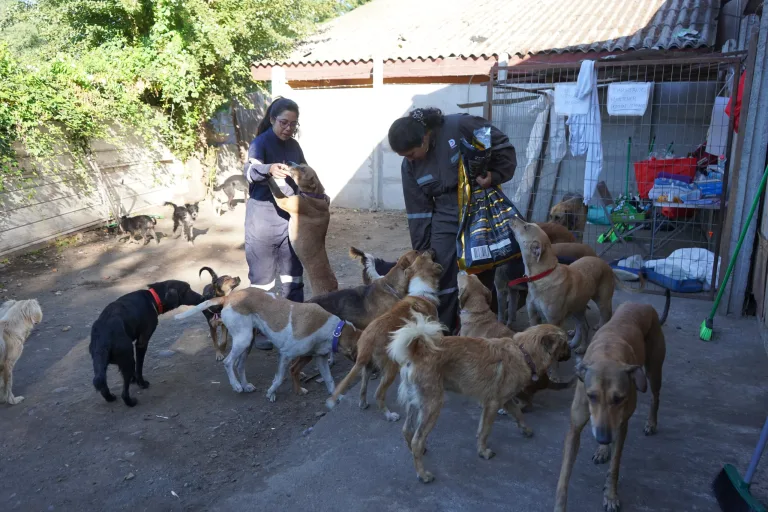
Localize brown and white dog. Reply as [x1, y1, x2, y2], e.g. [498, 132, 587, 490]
[458, 272, 572, 412]
[0, 299, 44, 405]
[389, 313, 570, 483]
[495, 242, 598, 328]
[510, 217, 627, 354]
[555, 294, 669, 512]
[268, 164, 337, 295]
[199, 266, 241, 361]
[175, 288, 361, 401]
[549, 192, 588, 242]
[326, 250, 443, 421]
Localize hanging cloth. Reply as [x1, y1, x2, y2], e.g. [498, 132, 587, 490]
[566, 60, 603, 204]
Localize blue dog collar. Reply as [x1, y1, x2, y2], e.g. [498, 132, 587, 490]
[331, 320, 345, 353]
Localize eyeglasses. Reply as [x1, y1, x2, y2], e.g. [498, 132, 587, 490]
[276, 118, 299, 130]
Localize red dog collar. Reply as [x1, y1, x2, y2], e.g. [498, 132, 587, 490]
[508, 267, 556, 288]
[148, 288, 164, 314]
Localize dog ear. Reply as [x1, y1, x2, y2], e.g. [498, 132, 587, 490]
[626, 365, 647, 393]
[530, 240, 542, 262]
[164, 288, 179, 308]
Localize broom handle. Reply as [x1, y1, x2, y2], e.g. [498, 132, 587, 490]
[709, 163, 768, 315]
[625, 137, 631, 197]
[745, 416, 768, 484]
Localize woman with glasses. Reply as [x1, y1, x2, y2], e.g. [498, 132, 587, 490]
[243, 97, 305, 350]
[388, 108, 517, 334]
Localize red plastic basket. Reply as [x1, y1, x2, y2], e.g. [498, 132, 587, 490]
[632, 157, 698, 199]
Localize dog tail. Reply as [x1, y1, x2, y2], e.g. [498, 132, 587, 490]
[387, 311, 445, 366]
[164, 201, 177, 210]
[174, 297, 227, 320]
[213, 183, 223, 191]
[349, 246, 382, 285]
[199, 266, 219, 285]
[658, 288, 671, 325]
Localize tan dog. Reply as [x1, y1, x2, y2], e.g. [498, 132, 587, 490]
[549, 193, 588, 241]
[389, 313, 570, 483]
[458, 272, 572, 411]
[268, 164, 337, 295]
[555, 293, 669, 512]
[0, 299, 44, 405]
[510, 217, 623, 354]
[326, 250, 443, 421]
[537, 222, 577, 244]
[176, 288, 361, 401]
[495, 242, 598, 328]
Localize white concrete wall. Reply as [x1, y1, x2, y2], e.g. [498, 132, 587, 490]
[288, 83, 486, 209]
[0, 132, 191, 257]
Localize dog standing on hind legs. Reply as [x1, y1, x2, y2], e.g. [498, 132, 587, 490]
[554, 290, 670, 512]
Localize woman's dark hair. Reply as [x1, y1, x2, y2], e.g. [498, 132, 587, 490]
[388, 107, 444, 153]
[257, 97, 300, 135]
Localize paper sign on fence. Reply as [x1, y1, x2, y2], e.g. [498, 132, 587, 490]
[607, 82, 652, 116]
[554, 83, 590, 116]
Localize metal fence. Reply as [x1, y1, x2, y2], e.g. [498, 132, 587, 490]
[488, 53, 746, 299]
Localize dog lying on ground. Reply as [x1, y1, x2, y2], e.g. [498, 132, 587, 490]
[549, 192, 588, 242]
[555, 292, 669, 512]
[326, 250, 443, 421]
[389, 313, 569, 483]
[268, 164, 337, 295]
[118, 215, 159, 245]
[510, 217, 630, 355]
[0, 299, 43, 405]
[165, 202, 199, 244]
[458, 272, 572, 412]
[176, 287, 361, 401]
[212, 174, 249, 215]
[495, 242, 598, 327]
[199, 267, 241, 361]
[90, 281, 203, 407]
[288, 248, 420, 384]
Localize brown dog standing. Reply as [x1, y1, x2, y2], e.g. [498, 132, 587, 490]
[554, 291, 669, 512]
[268, 164, 337, 295]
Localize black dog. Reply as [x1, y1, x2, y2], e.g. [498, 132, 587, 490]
[89, 280, 203, 407]
[199, 266, 241, 360]
[118, 215, 159, 245]
[165, 202, 199, 244]
[213, 175, 249, 211]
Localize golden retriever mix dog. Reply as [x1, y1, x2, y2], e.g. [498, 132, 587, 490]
[268, 164, 337, 295]
[1, 299, 43, 405]
[389, 313, 570, 483]
[548, 192, 588, 241]
[326, 250, 443, 421]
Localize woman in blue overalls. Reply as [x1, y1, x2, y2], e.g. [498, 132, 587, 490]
[244, 97, 306, 349]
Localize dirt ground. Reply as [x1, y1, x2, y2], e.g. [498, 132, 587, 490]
[0, 201, 411, 511]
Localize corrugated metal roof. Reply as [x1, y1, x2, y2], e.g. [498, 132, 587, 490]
[259, 0, 720, 66]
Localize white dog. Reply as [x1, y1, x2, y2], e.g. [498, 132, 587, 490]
[175, 288, 361, 401]
[1, 299, 44, 405]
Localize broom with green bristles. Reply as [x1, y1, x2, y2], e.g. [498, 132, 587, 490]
[700, 162, 768, 341]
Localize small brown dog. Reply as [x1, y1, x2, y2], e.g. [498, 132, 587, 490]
[199, 267, 241, 361]
[268, 164, 337, 295]
[510, 217, 622, 354]
[326, 250, 443, 421]
[458, 272, 572, 411]
[549, 192, 588, 241]
[555, 292, 669, 512]
[389, 313, 570, 483]
[1, 299, 44, 405]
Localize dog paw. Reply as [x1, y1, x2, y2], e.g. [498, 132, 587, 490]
[643, 422, 657, 436]
[232, 383, 244, 393]
[592, 445, 611, 464]
[385, 411, 400, 422]
[123, 396, 138, 407]
[603, 494, 621, 512]
[520, 426, 534, 438]
[359, 400, 369, 410]
[418, 471, 435, 484]
[137, 379, 150, 389]
[266, 392, 277, 403]
[497, 408, 508, 416]
[215, 352, 225, 362]
[243, 383, 256, 393]
[478, 448, 496, 460]
[8, 395, 24, 405]
[325, 398, 336, 410]
[104, 393, 117, 402]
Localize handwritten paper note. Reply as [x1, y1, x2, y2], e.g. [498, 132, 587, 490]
[607, 82, 652, 116]
[554, 83, 590, 116]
